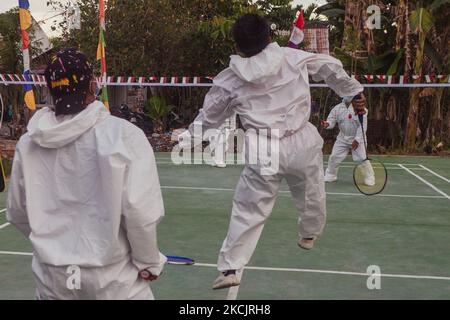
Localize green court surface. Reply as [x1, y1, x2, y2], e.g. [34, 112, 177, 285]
[0, 154, 449, 300]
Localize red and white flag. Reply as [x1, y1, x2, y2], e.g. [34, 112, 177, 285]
[288, 10, 305, 48]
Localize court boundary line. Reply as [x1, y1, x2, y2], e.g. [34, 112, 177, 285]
[155, 159, 428, 167]
[193, 263, 450, 281]
[0, 209, 8, 230]
[0, 251, 31, 256]
[398, 165, 450, 200]
[0, 223, 10, 230]
[154, 158, 427, 166]
[160, 186, 446, 199]
[1, 250, 449, 281]
[419, 165, 450, 183]
[155, 161, 426, 171]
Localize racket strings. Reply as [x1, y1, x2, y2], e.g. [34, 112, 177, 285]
[354, 159, 387, 195]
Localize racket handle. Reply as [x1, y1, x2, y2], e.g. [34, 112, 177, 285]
[354, 94, 364, 124]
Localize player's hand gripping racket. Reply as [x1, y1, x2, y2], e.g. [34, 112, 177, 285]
[353, 100, 388, 196]
[139, 256, 195, 281]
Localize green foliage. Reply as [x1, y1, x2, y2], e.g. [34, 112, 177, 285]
[409, 7, 434, 34]
[429, 0, 450, 11]
[0, 8, 41, 134]
[0, 9, 22, 74]
[315, 1, 345, 51]
[386, 50, 405, 75]
[424, 40, 444, 73]
[145, 96, 174, 121]
[42, 0, 449, 150]
[0, 8, 41, 73]
[145, 96, 174, 133]
[47, 0, 300, 75]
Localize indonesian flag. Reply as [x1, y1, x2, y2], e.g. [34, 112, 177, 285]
[288, 10, 305, 49]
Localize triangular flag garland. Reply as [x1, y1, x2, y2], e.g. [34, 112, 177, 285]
[1, 74, 449, 86]
[0, 73, 450, 87]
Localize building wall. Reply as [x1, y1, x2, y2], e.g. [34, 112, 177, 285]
[304, 28, 330, 55]
[108, 86, 147, 110]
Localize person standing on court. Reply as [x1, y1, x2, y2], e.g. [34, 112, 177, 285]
[322, 99, 375, 186]
[178, 14, 367, 289]
[6, 49, 166, 299]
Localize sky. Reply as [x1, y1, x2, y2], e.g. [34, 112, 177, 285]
[294, 0, 327, 8]
[0, 0, 327, 36]
[0, 0, 69, 36]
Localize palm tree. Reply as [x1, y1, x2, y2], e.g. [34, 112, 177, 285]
[404, 0, 449, 151]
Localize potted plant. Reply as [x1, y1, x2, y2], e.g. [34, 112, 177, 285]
[144, 96, 174, 134]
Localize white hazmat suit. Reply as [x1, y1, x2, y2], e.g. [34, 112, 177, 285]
[182, 42, 363, 272]
[324, 102, 374, 184]
[7, 101, 166, 300]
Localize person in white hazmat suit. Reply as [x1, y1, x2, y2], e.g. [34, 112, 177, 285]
[6, 49, 166, 300]
[322, 101, 375, 186]
[177, 14, 368, 290]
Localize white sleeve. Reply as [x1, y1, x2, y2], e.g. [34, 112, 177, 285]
[306, 54, 364, 98]
[6, 147, 31, 237]
[185, 86, 234, 147]
[355, 109, 368, 143]
[326, 106, 339, 130]
[122, 130, 166, 275]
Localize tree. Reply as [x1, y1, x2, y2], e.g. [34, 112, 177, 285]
[44, 0, 449, 149]
[405, 0, 449, 151]
[47, 0, 301, 124]
[0, 9, 40, 138]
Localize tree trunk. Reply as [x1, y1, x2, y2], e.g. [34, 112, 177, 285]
[430, 88, 444, 143]
[404, 1, 413, 75]
[405, 30, 425, 151]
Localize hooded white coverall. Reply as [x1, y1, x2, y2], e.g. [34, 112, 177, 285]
[184, 42, 363, 272]
[325, 102, 370, 180]
[7, 101, 166, 300]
